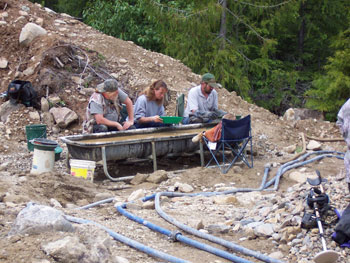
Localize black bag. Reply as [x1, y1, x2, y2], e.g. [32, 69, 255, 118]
[301, 212, 317, 229]
[7, 80, 38, 108]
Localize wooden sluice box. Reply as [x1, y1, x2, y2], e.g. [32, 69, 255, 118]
[60, 123, 216, 181]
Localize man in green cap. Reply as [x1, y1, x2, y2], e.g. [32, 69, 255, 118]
[82, 79, 135, 133]
[182, 73, 225, 124]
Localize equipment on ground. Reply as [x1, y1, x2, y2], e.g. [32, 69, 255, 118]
[7, 80, 38, 108]
[306, 170, 339, 263]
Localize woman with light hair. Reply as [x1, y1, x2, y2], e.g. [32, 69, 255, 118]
[133, 80, 170, 128]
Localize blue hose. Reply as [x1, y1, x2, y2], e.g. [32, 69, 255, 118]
[116, 204, 254, 263]
[75, 151, 344, 263]
[154, 192, 284, 263]
[65, 215, 189, 263]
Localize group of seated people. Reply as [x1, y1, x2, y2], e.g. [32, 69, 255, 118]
[82, 73, 226, 134]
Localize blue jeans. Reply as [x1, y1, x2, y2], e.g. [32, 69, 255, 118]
[182, 117, 190, 124]
[135, 122, 172, 129]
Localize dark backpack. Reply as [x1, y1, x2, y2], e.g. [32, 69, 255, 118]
[7, 80, 38, 108]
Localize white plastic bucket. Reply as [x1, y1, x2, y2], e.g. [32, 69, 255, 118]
[69, 159, 96, 182]
[30, 148, 55, 174]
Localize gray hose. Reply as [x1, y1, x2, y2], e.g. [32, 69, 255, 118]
[264, 151, 344, 191]
[76, 197, 115, 210]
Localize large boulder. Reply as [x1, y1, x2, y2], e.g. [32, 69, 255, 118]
[19, 23, 47, 46]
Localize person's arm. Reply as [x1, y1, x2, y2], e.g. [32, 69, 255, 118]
[213, 90, 219, 110]
[187, 89, 199, 115]
[123, 97, 134, 129]
[89, 98, 123, 130]
[94, 114, 123, 130]
[138, 104, 164, 123]
[138, 116, 162, 123]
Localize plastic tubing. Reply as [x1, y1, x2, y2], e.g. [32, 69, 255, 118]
[116, 204, 254, 263]
[76, 197, 115, 210]
[264, 151, 344, 191]
[154, 192, 284, 263]
[76, 152, 344, 262]
[64, 215, 189, 263]
[116, 166, 278, 263]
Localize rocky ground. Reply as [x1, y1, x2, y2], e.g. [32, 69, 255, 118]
[0, 0, 350, 262]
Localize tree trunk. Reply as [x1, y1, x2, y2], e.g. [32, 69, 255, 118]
[297, 1, 306, 70]
[219, 0, 227, 50]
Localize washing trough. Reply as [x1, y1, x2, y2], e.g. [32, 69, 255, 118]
[60, 123, 216, 181]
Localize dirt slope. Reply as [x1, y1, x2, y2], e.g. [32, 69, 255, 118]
[0, 1, 349, 263]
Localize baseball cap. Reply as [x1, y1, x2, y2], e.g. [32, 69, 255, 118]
[96, 79, 122, 93]
[201, 73, 220, 88]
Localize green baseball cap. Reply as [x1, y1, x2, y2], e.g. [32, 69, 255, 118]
[201, 73, 220, 88]
[96, 79, 123, 93]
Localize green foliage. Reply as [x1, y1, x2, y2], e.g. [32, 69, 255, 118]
[83, 0, 161, 51]
[306, 29, 350, 121]
[30, 0, 350, 118]
[55, 0, 89, 18]
[29, 0, 58, 10]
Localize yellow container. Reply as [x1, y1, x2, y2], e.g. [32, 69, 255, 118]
[69, 159, 96, 182]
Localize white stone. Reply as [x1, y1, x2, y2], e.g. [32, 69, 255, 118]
[306, 140, 322, 150]
[0, 57, 8, 69]
[19, 23, 47, 46]
[127, 189, 145, 202]
[0, 12, 9, 18]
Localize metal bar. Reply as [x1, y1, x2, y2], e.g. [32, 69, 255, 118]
[101, 146, 134, 182]
[199, 142, 204, 167]
[151, 141, 157, 171]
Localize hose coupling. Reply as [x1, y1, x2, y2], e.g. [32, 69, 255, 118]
[169, 231, 182, 242]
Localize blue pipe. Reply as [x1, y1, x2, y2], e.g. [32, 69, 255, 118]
[65, 215, 189, 263]
[154, 192, 284, 263]
[116, 204, 254, 263]
[76, 151, 344, 263]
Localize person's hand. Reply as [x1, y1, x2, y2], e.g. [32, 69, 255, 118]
[153, 115, 163, 123]
[115, 122, 123, 131]
[122, 120, 134, 130]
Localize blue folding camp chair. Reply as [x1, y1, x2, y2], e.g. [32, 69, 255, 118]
[202, 115, 253, 173]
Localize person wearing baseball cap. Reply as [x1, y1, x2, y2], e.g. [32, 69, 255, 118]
[82, 79, 135, 133]
[182, 73, 225, 124]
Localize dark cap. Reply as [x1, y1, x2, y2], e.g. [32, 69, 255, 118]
[96, 79, 123, 93]
[201, 73, 220, 88]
